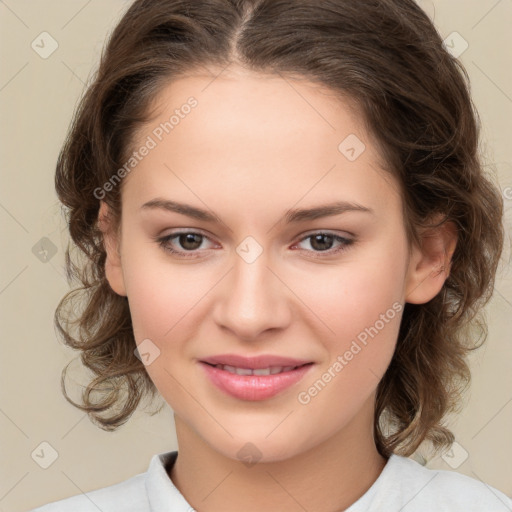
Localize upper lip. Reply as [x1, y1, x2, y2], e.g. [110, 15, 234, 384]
[200, 354, 313, 369]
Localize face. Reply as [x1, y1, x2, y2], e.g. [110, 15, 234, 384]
[101, 66, 450, 463]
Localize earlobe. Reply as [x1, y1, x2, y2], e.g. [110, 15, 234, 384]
[405, 217, 457, 305]
[97, 201, 127, 297]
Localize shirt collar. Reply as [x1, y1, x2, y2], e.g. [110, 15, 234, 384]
[145, 450, 401, 512]
[145, 450, 196, 511]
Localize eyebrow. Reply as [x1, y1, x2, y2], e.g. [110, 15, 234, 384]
[140, 198, 374, 224]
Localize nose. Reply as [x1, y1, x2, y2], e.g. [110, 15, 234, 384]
[212, 247, 292, 341]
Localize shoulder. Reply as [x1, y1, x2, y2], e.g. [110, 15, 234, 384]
[374, 454, 512, 512]
[27, 471, 148, 512]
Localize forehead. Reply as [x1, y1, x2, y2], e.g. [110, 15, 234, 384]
[146, 66, 367, 150]
[122, 67, 401, 220]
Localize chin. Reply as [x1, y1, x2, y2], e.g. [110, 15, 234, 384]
[205, 432, 307, 466]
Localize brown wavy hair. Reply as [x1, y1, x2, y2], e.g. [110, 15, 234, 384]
[55, 0, 504, 459]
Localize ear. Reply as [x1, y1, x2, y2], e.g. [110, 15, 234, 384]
[97, 201, 127, 297]
[405, 215, 457, 304]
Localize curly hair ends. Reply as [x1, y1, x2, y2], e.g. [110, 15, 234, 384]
[54, 0, 504, 454]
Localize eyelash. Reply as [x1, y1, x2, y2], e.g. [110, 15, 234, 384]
[155, 230, 355, 259]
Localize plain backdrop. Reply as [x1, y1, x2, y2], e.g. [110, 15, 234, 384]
[0, 1, 511, 511]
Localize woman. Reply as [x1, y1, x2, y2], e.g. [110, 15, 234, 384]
[30, 0, 511, 510]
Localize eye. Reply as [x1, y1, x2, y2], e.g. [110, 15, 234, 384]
[155, 230, 355, 259]
[156, 230, 216, 258]
[292, 232, 355, 257]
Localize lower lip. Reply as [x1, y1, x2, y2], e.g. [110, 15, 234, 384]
[199, 362, 314, 401]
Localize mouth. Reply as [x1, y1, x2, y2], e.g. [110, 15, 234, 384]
[198, 360, 315, 401]
[202, 361, 313, 375]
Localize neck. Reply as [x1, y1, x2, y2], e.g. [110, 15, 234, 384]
[168, 396, 388, 512]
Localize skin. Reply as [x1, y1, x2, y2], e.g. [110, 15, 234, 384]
[99, 66, 457, 512]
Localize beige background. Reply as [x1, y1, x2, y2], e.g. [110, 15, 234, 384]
[0, 1, 511, 511]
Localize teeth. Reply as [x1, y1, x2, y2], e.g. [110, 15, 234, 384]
[233, 366, 252, 376]
[253, 368, 271, 375]
[214, 364, 298, 375]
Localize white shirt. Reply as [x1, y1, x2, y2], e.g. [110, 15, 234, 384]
[29, 450, 512, 511]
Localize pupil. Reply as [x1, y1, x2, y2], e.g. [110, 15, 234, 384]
[180, 233, 202, 250]
[312, 234, 333, 251]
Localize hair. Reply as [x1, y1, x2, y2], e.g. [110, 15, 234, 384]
[55, 0, 504, 459]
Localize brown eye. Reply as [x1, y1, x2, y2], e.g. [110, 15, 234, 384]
[156, 230, 215, 258]
[177, 233, 203, 251]
[309, 233, 336, 251]
[293, 232, 355, 257]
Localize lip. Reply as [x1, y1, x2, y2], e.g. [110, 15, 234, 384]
[199, 354, 312, 369]
[198, 357, 314, 401]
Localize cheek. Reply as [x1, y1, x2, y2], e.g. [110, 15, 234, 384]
[122, 250, 205, 399]
[126, 269, 203, 343]
[296, 236, 407, 395]
[121, 233, 212, 341]
[297, 235, 407, 340]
